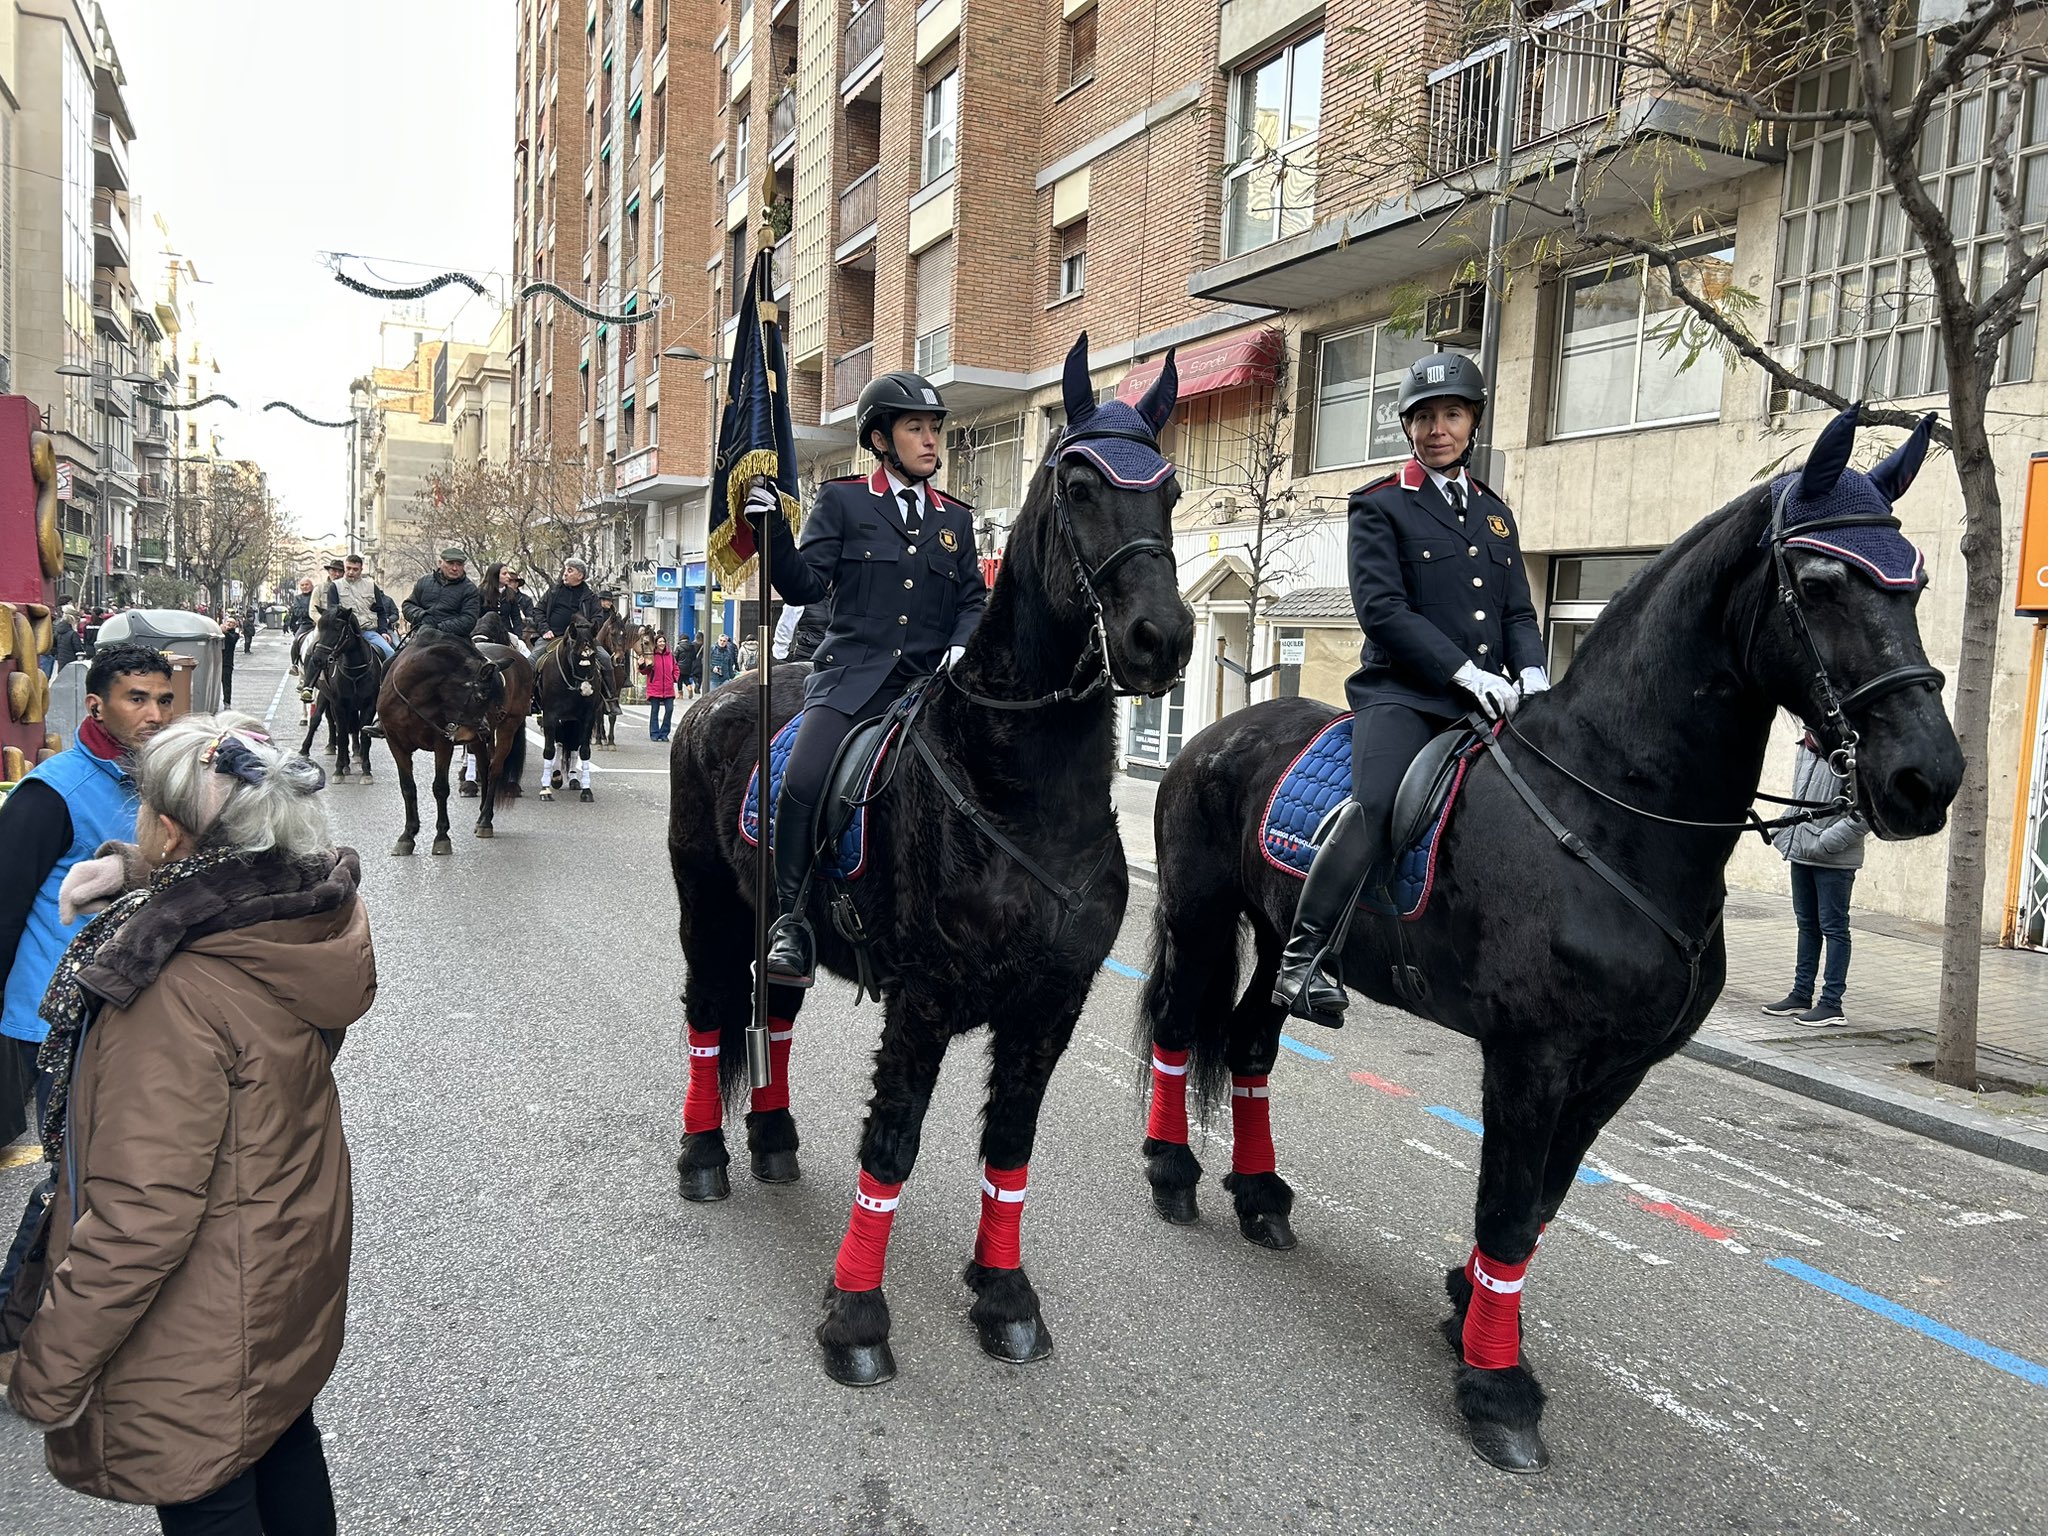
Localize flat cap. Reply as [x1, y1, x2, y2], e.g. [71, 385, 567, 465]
[440, 546, 470, 563]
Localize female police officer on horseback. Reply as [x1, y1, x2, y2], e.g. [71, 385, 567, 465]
[1272, 354, 1549, 1027]
[749, 369, 987, 986]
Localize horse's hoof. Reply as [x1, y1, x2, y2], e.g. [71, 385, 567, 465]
[538, 789, 554, 802]
[500, 781, 522, 799]
[1238, 1210, 1298, 1250]
[751, 1149, 801, 1184]
[678, 1163, 732, 1203]
[975, 1313, 1054, 1365]
[1151, 1185, 1199, 1225]
[459, 781, 479, 797]
[392, 841, 414, 857]
[1469, 1420, 1551, 1475]
[578, 787, 593, 802]
[475, 826, 494, 839]
[431, 839, 453, 856]
[821, 1340, 896, 1388]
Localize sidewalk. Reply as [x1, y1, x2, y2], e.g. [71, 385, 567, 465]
[1112, 772, 2048, 1173]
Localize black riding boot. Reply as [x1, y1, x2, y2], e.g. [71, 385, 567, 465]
[1271, 800, 1379, 1028]
[764, 791, 821, 987]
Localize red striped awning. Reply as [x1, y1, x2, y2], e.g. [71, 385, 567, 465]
[1116, 328, 1283, 405]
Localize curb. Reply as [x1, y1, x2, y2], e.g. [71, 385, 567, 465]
[1678, 1033, 2048, 1175]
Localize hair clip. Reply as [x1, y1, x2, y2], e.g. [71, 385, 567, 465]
[207, 734, 270, 787]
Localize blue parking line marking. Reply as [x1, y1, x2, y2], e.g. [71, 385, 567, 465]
[1100, 957, 1147, 980]
[1768, 1256, 2048, 1391]
[1279, 1035, 1333, 1062]
[1426, 1105, 1485, 1136]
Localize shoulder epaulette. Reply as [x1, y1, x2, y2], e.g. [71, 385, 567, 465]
[1357, 473, 1399, 496]
[932, 486, 974, 511]
[823, 474, 865, 484]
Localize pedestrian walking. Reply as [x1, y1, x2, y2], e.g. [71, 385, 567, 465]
[674, 634, 701, 698]
[707, 634, 738, 688]
[0, 646, 171, 1365]
[738, 636, 760, 672]
[1761, 732, 1868, 1027]
[217, 617, 238, 707]
[639, 635, 680, 741]
[4, 711, 371, 1533]
[46, 606, 82, 678]
[240, 605, 257, 653]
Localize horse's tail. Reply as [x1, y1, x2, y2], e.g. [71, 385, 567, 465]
[1136, 742, 1252, 1126]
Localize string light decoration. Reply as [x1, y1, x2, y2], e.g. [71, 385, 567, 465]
[263, 401, 353, 429]
[324, 254, 658, 325]
[515, 280, 656, 325]
[330, 267, 490, 302]
[145, 392, 240, 412]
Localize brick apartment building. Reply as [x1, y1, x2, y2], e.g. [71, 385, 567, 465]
[512, 0, 2048, 943]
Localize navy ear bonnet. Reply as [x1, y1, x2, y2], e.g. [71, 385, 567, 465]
[1766, 404, 1933, 591]
[1054, 332, 1178, 491]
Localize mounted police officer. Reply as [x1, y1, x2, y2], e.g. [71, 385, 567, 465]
[402, 547, 482, 642]
[751, 369, 987, 985]
[1272, 353, 1548, 1027]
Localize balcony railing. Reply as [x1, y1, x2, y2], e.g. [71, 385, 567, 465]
[137, 472, 168, 504]
[112, 544, 131, 573]
[843, 1, 884, 84]
[137, 537, 166, 564]
[838, 164, 879, 240]
[832, 342, 874, 409]
[770, 88, 797, 154]
[1424, 0, 1627, 179]
[93, 191, 130, 264]
[92, 277, 133, 335]
[614, 443, 660, 492]
[93, 113, 129, 188]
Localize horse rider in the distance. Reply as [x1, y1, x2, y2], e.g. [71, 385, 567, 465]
[1271, 353, 1549, 1029]
[314, 552, 399, 660]
[534, 557, 606, 662]
[749, 368, 987, 988]
[402, 548, 483, 643]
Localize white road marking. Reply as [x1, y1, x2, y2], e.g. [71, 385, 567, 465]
[1628, 1118, 1906, 1243]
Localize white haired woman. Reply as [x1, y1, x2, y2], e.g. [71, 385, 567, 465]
[5, 712, 374, 1535]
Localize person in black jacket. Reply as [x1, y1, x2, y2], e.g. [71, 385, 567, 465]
[749, 368, 987, 985]
[1272, 354, 1547, 1027]
[402, 548, 482, 641]
[674, 634, 701, 697]
[535, 559, 605, 652]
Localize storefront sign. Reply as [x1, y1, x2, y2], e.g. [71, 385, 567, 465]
[653, 589, 680, 609]
[654, 565, 680, 591]
[55, 461, 74, 502]
[1278, 637, 1306, 666]
[2022, 453, 2048, 616]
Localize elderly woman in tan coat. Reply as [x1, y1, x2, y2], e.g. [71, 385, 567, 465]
[4, 711, 373, 1535]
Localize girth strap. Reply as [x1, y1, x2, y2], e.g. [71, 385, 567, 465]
[1476, 728, 1721, 1033]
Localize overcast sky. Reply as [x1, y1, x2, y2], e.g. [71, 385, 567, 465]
[99, 0, 514, 548]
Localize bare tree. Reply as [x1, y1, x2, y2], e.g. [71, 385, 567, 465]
[1334, 0, 2037, 1086]
[399, 445, 593, 581]
[171, 460, 283, 618]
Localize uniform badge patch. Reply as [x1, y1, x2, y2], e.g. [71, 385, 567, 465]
[939, 528, 959, 551]
[1488, 514, 1510, 538]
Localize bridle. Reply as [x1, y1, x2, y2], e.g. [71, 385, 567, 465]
[948, 423, 1182, 712]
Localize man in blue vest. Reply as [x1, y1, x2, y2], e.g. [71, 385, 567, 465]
[0, 643, 172, 1344]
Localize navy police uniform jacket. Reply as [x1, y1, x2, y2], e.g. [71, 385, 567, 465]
[1347, 458, 1545, 715]
[773, 466, 987, 714]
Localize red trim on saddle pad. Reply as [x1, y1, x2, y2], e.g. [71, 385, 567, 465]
[1461, 1246, 1532, 1371]
[834, 1170, 904, 1292]
[684, 1029, 723, 1135]
[1230, 1075, 1276, 1176]
[1146, 1047, 1191, 1144]
[974, 1163, 1029, 1270]
[751, 1018, 796, 1114]
[737, 719, 905, 883]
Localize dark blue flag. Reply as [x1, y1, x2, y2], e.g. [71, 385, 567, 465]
[708, 248, 801, 589]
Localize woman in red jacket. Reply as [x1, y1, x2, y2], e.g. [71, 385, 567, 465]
[638, 635, 681, 742]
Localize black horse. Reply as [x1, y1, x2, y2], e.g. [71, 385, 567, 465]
[297, 604, 385, 781]
[1141, 407, 1963, 1473]
[536, 614, 604, 802]
[668, 333, 1194, 1387]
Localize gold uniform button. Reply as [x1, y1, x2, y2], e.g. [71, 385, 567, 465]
[1474, 610, 1487, 621]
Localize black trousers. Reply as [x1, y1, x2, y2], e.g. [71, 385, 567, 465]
[1349, 702, 1457, 857]
[155, 1409, 335, 1536]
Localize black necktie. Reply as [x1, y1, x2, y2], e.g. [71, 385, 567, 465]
[1445, 479, 1466, 520]
[899, 489, 923, 539]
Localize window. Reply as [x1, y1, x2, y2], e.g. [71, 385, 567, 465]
[1545, 553, 1654, 677]
[728, 227, 748, 315]
[733, 115, 750, 184]
[1057, 219, 1086, 299]
[1555, 240, 1732, 436]
[651, 191, 664, 271]
[1224, 31, 1322, 257]
[923, 69, 959, 184]
[948, 417, 1024, 514]
[1164, 385, 1271, 492]
[1065, 6, 1096, 90]
[916, 238, 953, 374]
[1311, 324, 1462, 471]
[1772, 52, 2046, 407]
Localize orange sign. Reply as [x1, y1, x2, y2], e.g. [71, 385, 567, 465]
[2023, 454, 2048, 616]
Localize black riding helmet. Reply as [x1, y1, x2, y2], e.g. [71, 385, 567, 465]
[855, 370, 948, 483]
[1396, 352, 1489, 422]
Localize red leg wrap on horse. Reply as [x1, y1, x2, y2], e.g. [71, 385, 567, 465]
[973, 1162, 1029, 1269]
[1461, 1246, 1532, 1372]
[832, 1170, 903, 1292]
[749, 1017, 795, 1114]
[683, 1029, 723, 1135]
[1146, 1047, 1191, 1143]
[1230, 1075, 1276, 1175]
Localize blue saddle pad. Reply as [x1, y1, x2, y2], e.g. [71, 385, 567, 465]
[740, 711, 881, 881]
[1257, 715, 1471, 921]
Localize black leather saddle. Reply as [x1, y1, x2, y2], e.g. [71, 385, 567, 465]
[1387, 724, 1482, 851]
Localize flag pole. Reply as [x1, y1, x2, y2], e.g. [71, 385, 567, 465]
[745, 237, 779, 1094]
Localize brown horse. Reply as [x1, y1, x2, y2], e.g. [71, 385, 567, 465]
[378, 630, 535, 855]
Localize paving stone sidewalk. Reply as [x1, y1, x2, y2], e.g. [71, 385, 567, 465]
[1112, 771, 2048, 1172]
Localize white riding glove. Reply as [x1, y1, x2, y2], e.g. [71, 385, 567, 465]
[1453, 661, 1520, 721]
[1518, 666, 1551, 697]
[744, 478, 780, 518]
[943, 645, 966, 670]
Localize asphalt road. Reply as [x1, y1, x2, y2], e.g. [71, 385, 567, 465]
[5, 644, 2046, 1534]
